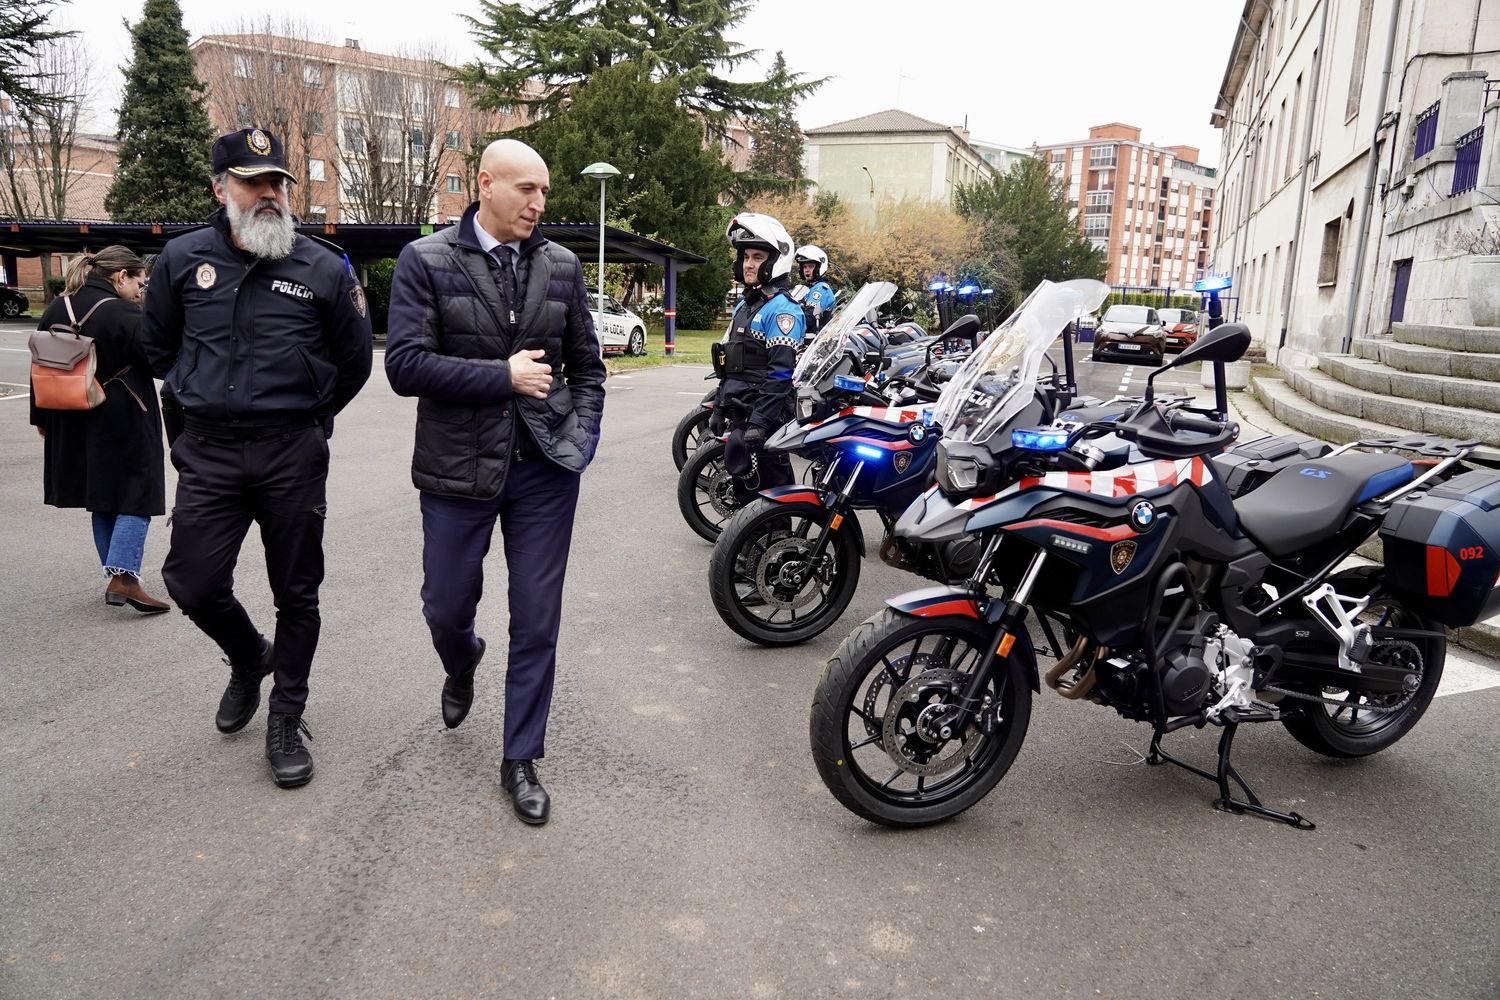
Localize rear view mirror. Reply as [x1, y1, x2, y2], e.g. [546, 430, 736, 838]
[1171, 322, 1250, 366]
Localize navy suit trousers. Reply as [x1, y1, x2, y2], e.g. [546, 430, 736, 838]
[419, 453, 581, 759]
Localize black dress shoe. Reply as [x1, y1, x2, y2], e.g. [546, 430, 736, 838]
[501, 758, 550, 825]
[266, 712, 314, 788]
[216, 638, 274, 733]
[442, 638, 486, 729]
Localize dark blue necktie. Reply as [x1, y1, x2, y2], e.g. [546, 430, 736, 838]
[493, 244, 518, 313]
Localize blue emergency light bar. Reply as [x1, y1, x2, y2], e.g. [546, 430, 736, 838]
[1012, 427, 1071, 452]
[1194, 274, 1233, 292]
[833, 374, 866, 393]
[853, 444, 885, 461]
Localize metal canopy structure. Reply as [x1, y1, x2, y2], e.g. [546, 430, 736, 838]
[0, 218, 707, 349]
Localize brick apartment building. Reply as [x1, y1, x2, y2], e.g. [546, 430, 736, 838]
[1037, 123, 1218, 289]
[0, 131, 121, 292]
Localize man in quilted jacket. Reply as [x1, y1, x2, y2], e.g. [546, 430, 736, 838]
[385, 139, 607, 826]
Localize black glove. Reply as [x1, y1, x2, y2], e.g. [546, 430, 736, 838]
[743, 425, 767, 450]
[724, 426, 753, 477]
[707, 406, 726, 436]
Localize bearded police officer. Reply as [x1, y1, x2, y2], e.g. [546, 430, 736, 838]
[792, 244, 839, 333]
[141, 127, 373, 788]
[711, 214, 806, 489]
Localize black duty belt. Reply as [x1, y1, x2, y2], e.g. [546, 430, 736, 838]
[183, 414, 321, 441]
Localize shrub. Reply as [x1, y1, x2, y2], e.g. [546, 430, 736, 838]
[363, 258, 396, 336]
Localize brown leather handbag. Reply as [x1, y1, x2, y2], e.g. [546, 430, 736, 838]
[29, 296, 111, 410]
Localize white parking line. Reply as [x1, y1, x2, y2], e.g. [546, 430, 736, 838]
[1437, 651, 1500, 697]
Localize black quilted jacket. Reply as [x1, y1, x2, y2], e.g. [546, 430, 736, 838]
[384, 204, 607, 498]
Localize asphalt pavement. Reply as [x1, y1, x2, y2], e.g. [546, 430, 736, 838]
[3, 330, 1499, 999]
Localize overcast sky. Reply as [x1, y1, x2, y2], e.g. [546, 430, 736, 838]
[59, 0, 1243, 164]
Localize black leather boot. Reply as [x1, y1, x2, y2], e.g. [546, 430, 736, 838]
[265, 712, 314, 788]
[501, 758, 550, 825]
[442, 638, 486, 729]
[215, 638, 273, 733]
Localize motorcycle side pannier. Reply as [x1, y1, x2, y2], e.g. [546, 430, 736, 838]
[1379, 470, 1500, 627]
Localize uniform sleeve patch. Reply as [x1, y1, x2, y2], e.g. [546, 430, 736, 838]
[350, 285, 368, 318]
[776, 312, 796, 335]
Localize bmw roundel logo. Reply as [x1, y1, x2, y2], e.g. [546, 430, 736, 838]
[908, 423, 927, 444]
[1130, 499, 1156, 532]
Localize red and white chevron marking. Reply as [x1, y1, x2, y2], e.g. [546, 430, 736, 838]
[962, 457, 1212, 511]
[829, 404, 924, 425]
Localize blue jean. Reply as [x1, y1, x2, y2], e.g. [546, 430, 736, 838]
[92, 512, 151, 577]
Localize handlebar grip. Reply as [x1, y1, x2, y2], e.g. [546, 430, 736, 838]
[1167, 411, 1228, 435]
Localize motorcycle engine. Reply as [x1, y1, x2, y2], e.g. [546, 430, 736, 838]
[1094, 613, 1223, 720]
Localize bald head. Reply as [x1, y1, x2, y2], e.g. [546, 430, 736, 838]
[477, 138, 551, 244]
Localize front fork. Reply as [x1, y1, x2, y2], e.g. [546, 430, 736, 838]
[794, 457, 864, 568]
[934, 544, 1048, 736]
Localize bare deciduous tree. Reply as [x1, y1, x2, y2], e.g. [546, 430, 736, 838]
[194, 19, 333, 218]
[0, 34, 96, 294]
[335, 47, 461, 223]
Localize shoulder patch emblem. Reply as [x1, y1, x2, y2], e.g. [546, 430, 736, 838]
[195, 263, 216, 289]
[350, 284, 368, 318]
[776, 312, 796, 335]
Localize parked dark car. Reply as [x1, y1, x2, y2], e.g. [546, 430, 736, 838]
[1091, 304, 1165, 364]
[1158, 307, 1200, 352]
[0, 286, 29, 318]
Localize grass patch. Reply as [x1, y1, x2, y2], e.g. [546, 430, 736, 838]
[603, 326, 720, 374]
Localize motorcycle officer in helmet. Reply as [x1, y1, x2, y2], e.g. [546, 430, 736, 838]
[791, 244, 839, 333]
[711, 213, 806, 490]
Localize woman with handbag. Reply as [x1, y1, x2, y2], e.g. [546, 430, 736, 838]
[30, 245, 170, 614]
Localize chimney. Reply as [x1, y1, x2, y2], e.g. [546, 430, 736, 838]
[345, 38, 360, 49]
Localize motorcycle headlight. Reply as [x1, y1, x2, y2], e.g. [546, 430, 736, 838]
[796, 392, 817, 422]
[936, 445, 980, 493]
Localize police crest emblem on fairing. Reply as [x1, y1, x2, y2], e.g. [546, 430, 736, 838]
[195, 263, 216, 289]
[893, 452, 912, 475]
[776, 312, 796, 335]
[1110, 540, 1137, 574]
[248, 129, 271, 154]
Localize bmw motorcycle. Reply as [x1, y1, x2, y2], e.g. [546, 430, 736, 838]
[676, 284, 901, 541]
[669, 293, 927, 471]
[809, 279, 1497, 830]
[705, 303, 984, 646]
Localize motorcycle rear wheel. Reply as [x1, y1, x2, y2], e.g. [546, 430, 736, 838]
[671, 406, 711, 471]
[677, 439, 743, 542]
[1280, 594, 1446, 758]
[810, 607, 1032, 828]
[709, 499, 862, 647]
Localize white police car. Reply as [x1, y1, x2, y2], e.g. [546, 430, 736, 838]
[591, 293, 649, 356]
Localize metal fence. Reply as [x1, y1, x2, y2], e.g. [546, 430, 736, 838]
[1414, 101, 1441, 159]
[1452, 126, 1485, 195]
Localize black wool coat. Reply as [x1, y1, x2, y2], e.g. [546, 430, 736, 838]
[30, 274, 166, 516]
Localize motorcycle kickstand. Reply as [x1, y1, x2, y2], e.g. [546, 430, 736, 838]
[1147, 720, 1316, 831]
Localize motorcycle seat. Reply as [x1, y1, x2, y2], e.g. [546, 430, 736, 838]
[1233, 451, 1414, 558]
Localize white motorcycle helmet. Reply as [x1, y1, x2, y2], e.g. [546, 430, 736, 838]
[726, 212, 794, 286]
[794, 244, 829, 282]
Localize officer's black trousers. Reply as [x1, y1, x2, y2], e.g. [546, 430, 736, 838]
[163, 427, 329, 716]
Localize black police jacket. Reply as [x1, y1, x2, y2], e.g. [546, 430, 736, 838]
[383, 203, 607, 499]
[716, 280, 804, 434]
[140, 209, 373, 430]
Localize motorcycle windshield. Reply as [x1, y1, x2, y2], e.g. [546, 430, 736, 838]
[793, 282, 897, 385]
[931, 279, 1110, 444]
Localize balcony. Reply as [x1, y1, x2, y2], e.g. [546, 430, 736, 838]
[1413, 101, 1440, 159]
[1451, 126, 1484, 195]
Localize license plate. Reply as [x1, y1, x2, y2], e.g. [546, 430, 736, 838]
[1117, 343, 1142, 351]
[1168, 337, 1186, 345]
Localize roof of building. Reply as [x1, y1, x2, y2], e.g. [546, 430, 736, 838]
[804, 109, 956, 136]
[1211, 1, 1270, 127]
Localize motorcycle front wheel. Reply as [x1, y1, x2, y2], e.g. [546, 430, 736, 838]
[1280, 593, 1446, 758]
[810, 607, 1032, 828]
[677, 439, 744, 542]
[671, 406, 711, 471]
[709, 499, 862, 647]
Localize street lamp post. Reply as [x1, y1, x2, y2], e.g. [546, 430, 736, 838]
[580, 161, 620, 351]
[861, 164, 875, 198]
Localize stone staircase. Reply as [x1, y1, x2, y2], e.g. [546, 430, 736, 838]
[1253, 321, 1500, 465]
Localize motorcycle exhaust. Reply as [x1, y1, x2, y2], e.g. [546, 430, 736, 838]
[1045, 636, 1102, 702]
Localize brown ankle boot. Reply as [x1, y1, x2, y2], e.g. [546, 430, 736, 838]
[105, 574, 171, 615]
